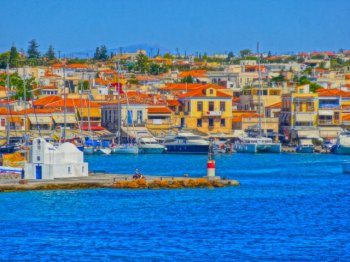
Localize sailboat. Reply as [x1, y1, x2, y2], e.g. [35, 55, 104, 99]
[1, 63, 17, 155]
[111, 60, 138, 154]
[234, 43, 281, 153]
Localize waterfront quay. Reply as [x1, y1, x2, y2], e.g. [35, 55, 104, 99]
[0, 173, 239, 192]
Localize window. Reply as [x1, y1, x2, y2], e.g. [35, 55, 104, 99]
[209, 101, 214, 111]
[334, 112, 339, 121]
[197, 119, 202, 127]
[0, 119, 5, 127]
[197, 102, 203, 112]
[68, 166, 71, 174]
[37, 156, 40, 161]
[209, 89, 214, 95]
[209, 118, 214, 127]
[220, 119, 225, 127]
[220, 102, 225, 111]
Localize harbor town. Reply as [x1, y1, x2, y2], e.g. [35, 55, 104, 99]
[2, 43, 350, 180]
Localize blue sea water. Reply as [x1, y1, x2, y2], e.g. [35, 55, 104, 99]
[1, 153, 350, 261]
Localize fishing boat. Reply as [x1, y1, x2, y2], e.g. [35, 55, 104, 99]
[296, 139, 314, 153]
[137, 134, 165, 154]
[234, 137, 281, 153]
[164, 132, 209, 154]
[332, 131, 350, 155]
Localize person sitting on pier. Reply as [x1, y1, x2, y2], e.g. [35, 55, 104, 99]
[133, 169, 143, 179]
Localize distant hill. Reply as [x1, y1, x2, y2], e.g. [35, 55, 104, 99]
[64, 43, 170, 58]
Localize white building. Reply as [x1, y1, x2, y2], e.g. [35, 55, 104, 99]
[24, 138, 88, 180]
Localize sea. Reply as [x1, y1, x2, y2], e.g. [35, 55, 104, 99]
[1, 153, 350, 261]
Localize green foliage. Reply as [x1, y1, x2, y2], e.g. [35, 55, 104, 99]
[226, 51, 234, 62]
[0, 52, 10, 69]
[66, 58, 87, 64]
[271, 74, 285, 83]
[0, 73, 36, 99]
[239, 49, 252, 58]
[27, 39, 40, 59]
[127, 75, 139, 85]
[45, 45, 56, 60]
[180, 75, 194, 83]
[82, 80, 89, 90]
[149, 63, 168, 75]
[298, 76, 322, 93]
[163, 53, 173, 59]
[94, 45, 109, 61]
[135, 53, 149, 73]
[9, 45, 19, 68]
[303, 67, 313, 75]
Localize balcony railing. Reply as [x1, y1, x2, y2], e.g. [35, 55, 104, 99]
[205, 111, 222, 116]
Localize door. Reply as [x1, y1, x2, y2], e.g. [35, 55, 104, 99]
[127, 110, 133, 125]
[35, 165, 42, 179]
[137, 110, 143, 124]
[181, 118, 185, 128]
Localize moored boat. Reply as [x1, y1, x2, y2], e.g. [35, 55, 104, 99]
[164, 132, 209, 154]
[332, 131, 350, 155]
[296, 139, 314, 153]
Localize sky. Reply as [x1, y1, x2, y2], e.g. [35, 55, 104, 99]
[1, 0, 350, 56]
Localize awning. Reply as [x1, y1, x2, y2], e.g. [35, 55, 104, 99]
[28, 116, 52, 124]
[81, 125, 105, 131]
[319, 127, 342, 138]
[121, 126, 150, 138]
[52, 115, 77, 124]
[294, 129, 320, 138]
[295, 113, 315, 122]
[7, 116, 23, 123]
[318, 110, 333, 116]
[78, 108, 101, 118]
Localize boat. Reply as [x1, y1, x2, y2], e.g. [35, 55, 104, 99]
[0, 144, 17, 154]
[98, 147, 112, 155]
[332, 131, 350, 155]
[234, 137, 281, 153]
[164, 132, 209, 154]
[111, 144, 139, 154]
[137, 132, 165, 154]
[83, 146, 94, 155]
[296, 139, 314, 153]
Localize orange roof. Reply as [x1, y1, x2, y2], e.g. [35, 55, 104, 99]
[67, 64, 89, 69]
[33, 95, 62, 106]
[95, 78, 110, 85]
[317, 88, 350, 97]
[0, 86, 8, 91]
[178, 70, 207, 78]
[345, 75, 350, 80]
[148, 106, 172, 114]
[167, 100, 182, 106]
[99, 69, 115, 74]
[265, 101, 282, 109]
[45, 98, 100, 108]
[160, 83, 205, 91]
[136, 75, 159, 81]
[179, 86, 231, 99]
[17, 108, 61, 115]
[0, 108, 18, 115]
[342, 114, 350, 121]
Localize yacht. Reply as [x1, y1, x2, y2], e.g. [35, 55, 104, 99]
[234, 137, 281, 153]
[137, 132, 165, 154]
[332, 131, 350, 155]
[111, 144, 139, 154]
[164, 132, 209, 154]
[296, 139, 314, 153]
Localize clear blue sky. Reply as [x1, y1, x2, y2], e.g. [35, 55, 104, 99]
[1, 0, 349, 55]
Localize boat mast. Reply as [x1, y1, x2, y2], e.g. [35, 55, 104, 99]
[23, 65, 27, 141]
[5, 63, 10, 145]
[117, 60, 121, 146]
[257, 42, 263, 138]
[63, 63, 67, 141]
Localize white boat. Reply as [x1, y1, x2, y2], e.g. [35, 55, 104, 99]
[137, 133, 165, 154]
[96, 147, 112, 155]
[296, 139, 314, 153]
[164, 132, 209, 154]
[111, 144, 139, 154]
[234, 137, 281, 153]
[84, 146, 94, 155]
[332, 131, 350, 155]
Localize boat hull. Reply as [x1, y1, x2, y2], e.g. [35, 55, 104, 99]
[112, 146, 139, 154]
[333, 145, 350, 155]
[234, 143, 257, 153]
[84, 147, 94, 155]
[139, 146, 165, 154]
[296, 146, 314, 153]
[257, 143, 281, 153]
[165, 144, 209, 154]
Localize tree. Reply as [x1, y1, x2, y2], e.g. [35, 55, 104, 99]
[27, 39, 40, 59]
[163, 53, 173, 59]
[149, 63, 168, 75]
[226, 51, 234, 62]
[9, 45, 19, 68]
[99, 45, 109, 60]
[298, 76, 322, 93]
[0, 73, 36, 99]
[94, 47, 100, 60]
[240, 49, 252, 58]
[202, 53, 208, 61]
[181, 75, 194, 83]
[45, 45, 56, 60]
[0, 52, 10, 69]
[135, 53, 149, 73]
